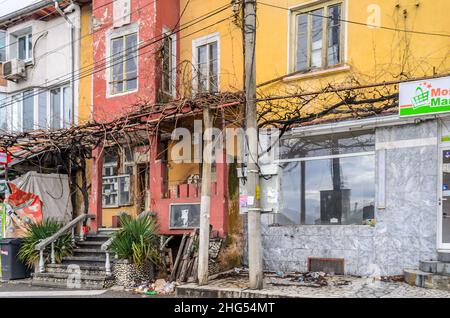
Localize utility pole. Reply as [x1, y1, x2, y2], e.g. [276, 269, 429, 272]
[198, 105, 213, 285]
[243, 0, 263, 289]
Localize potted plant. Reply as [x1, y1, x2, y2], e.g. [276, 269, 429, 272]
[110, 214, 160, 287]
[18, 219, 74, 270]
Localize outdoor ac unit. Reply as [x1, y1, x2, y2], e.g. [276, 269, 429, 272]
[2, 59, 26, 81]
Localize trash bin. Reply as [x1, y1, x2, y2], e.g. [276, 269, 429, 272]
[0, 238, 30, 280]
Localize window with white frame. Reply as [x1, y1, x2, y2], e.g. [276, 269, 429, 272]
[193, 33, 219, 94]
[17, 33, 32, 61]
[0, 93, 7, 131]
[0, 31, 6, 62]
[0, 87, 71, 133]
[111, 33, 138, 95]
[102, 148, 133, 208]
[50, 86, 72, 129]
[277, 130, 375, 226]
[161, 30, 176, 96]
[293, 1, 343, 72]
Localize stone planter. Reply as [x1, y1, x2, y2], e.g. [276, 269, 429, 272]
[113, 259, 155, 288]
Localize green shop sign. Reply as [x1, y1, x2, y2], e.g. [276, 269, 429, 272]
[399, 76, 450, 117]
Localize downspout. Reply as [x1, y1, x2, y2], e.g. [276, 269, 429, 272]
[54, 0, 76, 127]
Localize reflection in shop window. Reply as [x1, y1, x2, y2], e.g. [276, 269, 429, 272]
[277, 131, 375, 225]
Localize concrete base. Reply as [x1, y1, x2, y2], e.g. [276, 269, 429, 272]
[176, 283, 308, 298]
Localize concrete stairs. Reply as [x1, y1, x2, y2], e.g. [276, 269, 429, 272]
[31, 229, 119, 289]
[404, 252, 450, 291]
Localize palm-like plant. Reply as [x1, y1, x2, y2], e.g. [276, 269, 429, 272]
[110, 214, 160, 266]
[18, 219, 74, 268]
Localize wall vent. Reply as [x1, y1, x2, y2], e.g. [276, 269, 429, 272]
[308, 257, 345, 274]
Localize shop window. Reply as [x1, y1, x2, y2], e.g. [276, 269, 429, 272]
[102, 148, 134, 208]
[293, 1, 343, 72]
[277, 130, 375, 225]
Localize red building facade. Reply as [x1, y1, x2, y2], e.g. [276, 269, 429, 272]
[89, 0, 230, 238]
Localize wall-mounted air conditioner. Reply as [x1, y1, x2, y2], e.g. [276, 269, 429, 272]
[2, 59, 26, 81]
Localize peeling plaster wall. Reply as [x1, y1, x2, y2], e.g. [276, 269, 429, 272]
[251, 120, 439, 276]
[92, 0, 158, 122]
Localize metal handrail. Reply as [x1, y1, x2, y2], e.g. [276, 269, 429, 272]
[35, 213, 95, 273]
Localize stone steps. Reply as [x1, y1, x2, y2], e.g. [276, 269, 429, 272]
[438, 252, 450, 263]
[73, 248, 107, 258]
[31, 232, 115, 290]
[404, 268, 450, 291]
[46, 263, 108, 276]
[62, 256, 107, 267]
[31, 278, 106, 290]
[419, 260, 450, 276]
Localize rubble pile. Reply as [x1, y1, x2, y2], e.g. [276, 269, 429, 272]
[133, 279, 177, 296]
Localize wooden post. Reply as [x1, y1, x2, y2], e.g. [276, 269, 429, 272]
[198, 105, 213, 285]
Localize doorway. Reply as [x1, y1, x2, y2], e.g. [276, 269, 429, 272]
[439, 148, 450, 250]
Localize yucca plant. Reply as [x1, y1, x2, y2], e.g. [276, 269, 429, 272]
[110, 214, 160, 266]
[18, 219, 74, 268]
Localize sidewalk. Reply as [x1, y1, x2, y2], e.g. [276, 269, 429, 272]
[176, 272, 450, 298]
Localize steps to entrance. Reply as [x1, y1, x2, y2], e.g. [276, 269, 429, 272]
[404, 252, 450, 291]
[31, 232, 115, 290]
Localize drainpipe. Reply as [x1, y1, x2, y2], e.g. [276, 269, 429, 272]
[54, 0, 76, 127]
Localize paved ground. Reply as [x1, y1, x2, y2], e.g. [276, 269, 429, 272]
[0, 279, 174, 298]
[177, 273, 450, 298]
[2, 274, 450, 298]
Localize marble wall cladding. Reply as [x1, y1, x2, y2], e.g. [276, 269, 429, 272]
[253, 120, 439, 276]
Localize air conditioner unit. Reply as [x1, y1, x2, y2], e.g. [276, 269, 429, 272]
[2, 59, 26, 81]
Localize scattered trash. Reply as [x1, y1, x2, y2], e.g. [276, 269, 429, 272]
[132, 278, 177, 295]
[381, 275, 404, 283]
[144, 291, 157, 296]
[290, 272, 328, 287]
[276, 271, 285, 278]
[163, 281, 175, 294]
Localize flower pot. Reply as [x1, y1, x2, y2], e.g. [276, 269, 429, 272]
[113, 259, 155, 288]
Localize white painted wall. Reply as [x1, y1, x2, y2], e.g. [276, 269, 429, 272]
[1, 6, 81, 130]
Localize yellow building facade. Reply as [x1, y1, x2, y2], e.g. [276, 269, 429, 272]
[180, 0, 450, 100]
[179, 0, 450, 277]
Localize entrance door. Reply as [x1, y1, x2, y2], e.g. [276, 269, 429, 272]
[439, 149, 450, 250]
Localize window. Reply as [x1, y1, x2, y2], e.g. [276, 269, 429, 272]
[11, 94, 21, 132]
[0, 31, 6, 62]
[50, 86, 71, 129]
[111, 33, 138, 94]
[277, 130, 375, 226]
[162, 31, 176, 96]
[102, 148, 134, 207]
[18, 33, 32, 61]
[38, 91, 47, 129]
[293, 2, 343, 72]
[22, 90, 34, 131]
[0, 93, 7, 131]
[193, 34, 219, 93]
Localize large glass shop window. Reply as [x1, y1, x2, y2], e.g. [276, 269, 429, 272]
[278, 130, 375, 225]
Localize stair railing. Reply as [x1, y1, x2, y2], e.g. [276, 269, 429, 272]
[101, 237, 115, 276]
[35, 213, 96, 273]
